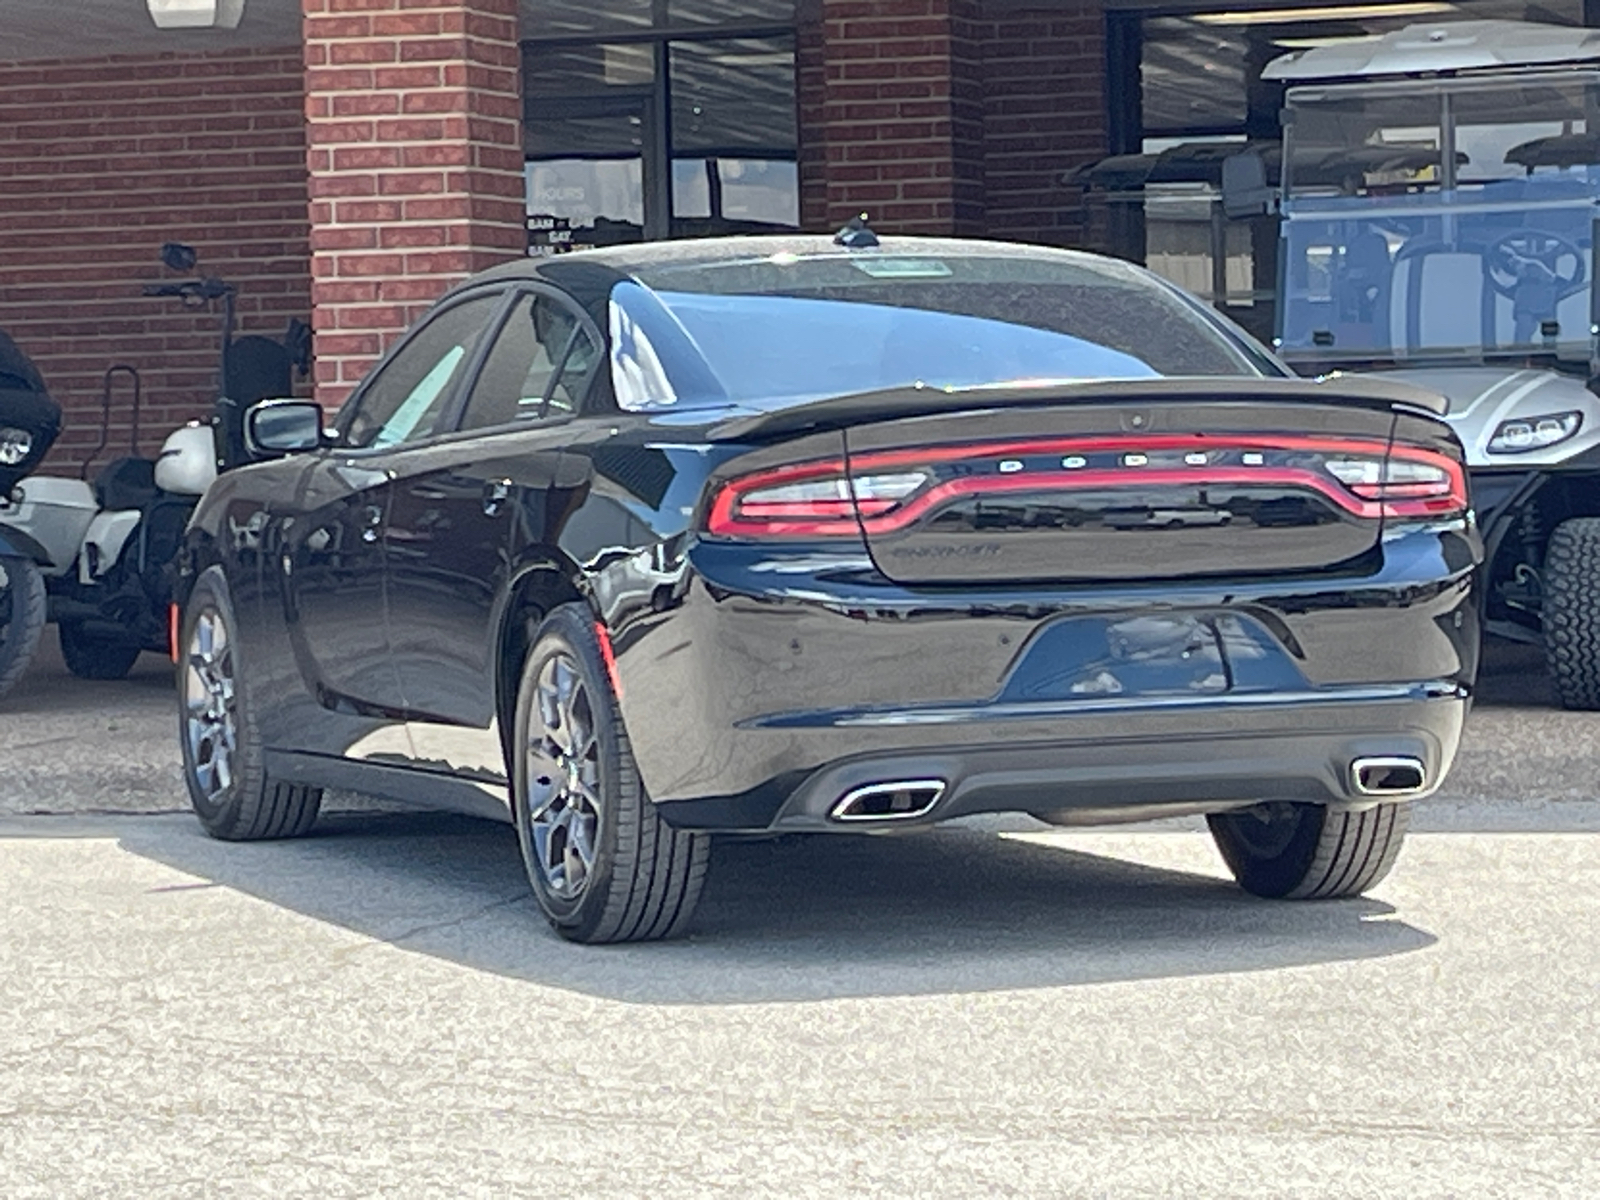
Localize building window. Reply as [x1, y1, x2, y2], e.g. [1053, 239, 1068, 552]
[521, 1, 798, 252]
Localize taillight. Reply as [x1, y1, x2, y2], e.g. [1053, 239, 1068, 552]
[705, 435, 1466, 538]
[1325, 447, 1466, 518]
[707, 461, 927, 538]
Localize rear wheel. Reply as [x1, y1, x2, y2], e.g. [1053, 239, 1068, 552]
[0, 555, 46, 700]
[1207, 801, 1410, 899]
[179, 566, 321, 840]
[59, 621, 142, 681]
[1542, 516, 1600, 710]
[512, 604, 710, 944]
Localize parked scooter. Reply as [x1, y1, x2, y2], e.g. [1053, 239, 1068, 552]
[0, 331, 62, 700]
[5, 243, 310, 680]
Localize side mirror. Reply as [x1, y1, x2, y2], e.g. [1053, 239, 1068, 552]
[1221, 151, 1275, 219]
[246, 399, 325, 457]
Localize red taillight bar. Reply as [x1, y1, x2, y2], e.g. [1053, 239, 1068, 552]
[705, 434, 1467, 539]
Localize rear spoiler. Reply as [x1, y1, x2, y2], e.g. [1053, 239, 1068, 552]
[707, 374, 1449, 443]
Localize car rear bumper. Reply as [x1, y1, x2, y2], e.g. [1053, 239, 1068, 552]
[601, 526, 1478, 832]
[651, 682, 1465, 831]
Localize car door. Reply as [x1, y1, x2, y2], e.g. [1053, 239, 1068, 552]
[385, 287, 604, 784]
[278, 289, 506, 759]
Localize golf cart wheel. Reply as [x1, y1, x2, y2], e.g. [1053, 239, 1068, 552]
[512, 603, 710, 944]
[179, 565, 321, 841]
[58, 621, 142, 681]
[1543, 517, 1600, 710]
[1207, 801, 1410, 899]
[0, 555, 47, 700]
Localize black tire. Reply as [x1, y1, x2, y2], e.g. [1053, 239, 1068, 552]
[178, 566, 321, 841]
[1207, 801, 1410, 899]
[0, 555, 47, 700]
[512, 603, 710, 944]
[59, 621, 142, 681]
[1543, 516, 1600, 710]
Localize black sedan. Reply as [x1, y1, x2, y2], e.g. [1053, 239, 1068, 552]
[175, 234, 1479, 943]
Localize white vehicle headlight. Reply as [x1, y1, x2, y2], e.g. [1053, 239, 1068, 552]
[1487, 411, 1583, 454]
[0, 426, 33, 466]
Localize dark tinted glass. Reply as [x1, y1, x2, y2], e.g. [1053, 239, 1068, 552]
[520, 0, 653, 37]
[1141, 18, 1246, 136]
[670, 0, 792, 24]
[344, 295, 502, 449]
[519, 0, 791, 36]
[668, 37, 798, 232]
[669, 37, 795, 156]
[525, 43, 654, 98]
[460, 293, 597, 430]
[611, 252, 1268, 411]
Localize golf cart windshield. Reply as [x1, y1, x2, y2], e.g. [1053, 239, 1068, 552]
[1278, 72, 1600, 367]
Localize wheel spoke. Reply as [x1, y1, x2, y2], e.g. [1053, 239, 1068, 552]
[183, 605, 240, 804]
[522, 648, 606, 903]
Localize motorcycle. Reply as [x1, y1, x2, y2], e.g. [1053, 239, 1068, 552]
[0, 330, 63, 700]
[4, 243, 310, 681]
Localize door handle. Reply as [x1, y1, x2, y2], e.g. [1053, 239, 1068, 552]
[482, 479, 512, 517]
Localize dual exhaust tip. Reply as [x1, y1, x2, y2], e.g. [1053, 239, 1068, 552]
[828, 757, 1425, 822]
[1350, 755, 1427, 797]
[830, 779, 946, 823]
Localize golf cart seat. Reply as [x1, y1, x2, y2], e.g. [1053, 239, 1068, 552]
[92, 455, 162, 512]
[215, 335, 293, 469]
[1389, 237, 1590, 353]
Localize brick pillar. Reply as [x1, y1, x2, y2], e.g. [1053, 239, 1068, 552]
[803, 0, 984, 237]
[303, 0, 524, 408]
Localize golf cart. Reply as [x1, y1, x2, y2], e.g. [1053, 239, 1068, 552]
[1084, 20, 1600, 709]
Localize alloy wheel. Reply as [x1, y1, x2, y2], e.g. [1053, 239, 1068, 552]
[183, 607, 238, 802]
[525, 651, 603, 901]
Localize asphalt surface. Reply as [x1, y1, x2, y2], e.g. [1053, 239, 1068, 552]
[2, 633, 1598, 1196]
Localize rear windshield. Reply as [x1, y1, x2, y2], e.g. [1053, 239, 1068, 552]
[608, 251, 1273, 411]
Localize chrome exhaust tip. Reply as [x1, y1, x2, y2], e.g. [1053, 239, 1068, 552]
[1350, 756, 1427, 797]
[829, 780, 946, 822]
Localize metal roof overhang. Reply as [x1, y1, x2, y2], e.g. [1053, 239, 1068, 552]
[1265, 19, 1600, 81]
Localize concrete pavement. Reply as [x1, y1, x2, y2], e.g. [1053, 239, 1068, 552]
[2, 632, 1599, 1196]
[2, 807, 1597, 1197]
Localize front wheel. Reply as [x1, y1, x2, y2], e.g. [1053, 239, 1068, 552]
[1207, 801, 1410, 899]
[1542, 516, 1600, 710]
[179, 566, 321, 840]
[512, 604, 710, 944]
[59, 621, 142, 681]
[0, 555, 47, 700]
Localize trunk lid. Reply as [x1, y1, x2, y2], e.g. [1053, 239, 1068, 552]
[833, 386, 1449, 586]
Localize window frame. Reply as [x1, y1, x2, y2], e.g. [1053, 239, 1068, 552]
[331, 285, 515, 455]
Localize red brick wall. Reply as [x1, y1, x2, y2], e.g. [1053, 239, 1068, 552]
[803, 0, 986, 236]
[799, 0, 1107, 244]
[0, 48, 311, 470]
[978, 3, 1108, 248]
[303, 0, 525, 409]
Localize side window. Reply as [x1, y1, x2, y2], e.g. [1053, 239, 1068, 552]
[458, 292, 601, 432]
[343, 293, 502, 449]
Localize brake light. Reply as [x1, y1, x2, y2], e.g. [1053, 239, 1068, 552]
[1324, 446, 1466, 518]
[707, 462, 926, 537]
[704, 435, 1466, 539]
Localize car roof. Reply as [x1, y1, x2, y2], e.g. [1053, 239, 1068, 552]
[454, 234, 1140, 295]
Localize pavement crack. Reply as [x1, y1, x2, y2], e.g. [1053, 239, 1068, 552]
[383, 892, 532, 947]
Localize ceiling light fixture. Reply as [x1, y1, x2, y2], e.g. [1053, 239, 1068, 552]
[1194, 2, 1453, 26]
[146, 0, 245, 30]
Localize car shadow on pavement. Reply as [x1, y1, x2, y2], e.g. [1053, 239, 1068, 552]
[106, 808, 1436, 1005]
